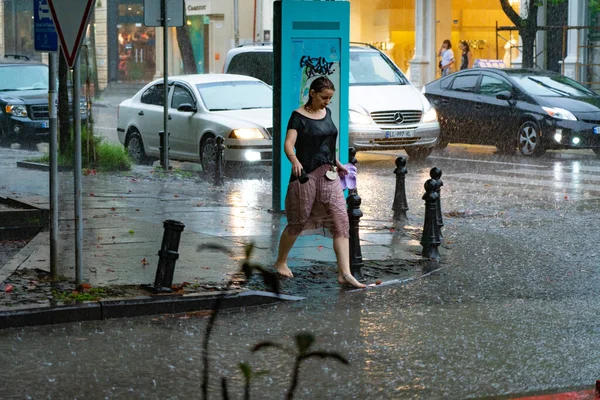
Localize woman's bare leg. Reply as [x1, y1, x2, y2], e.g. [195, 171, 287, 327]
[274, 227, 298, 277]
[333, 236, 366, 288]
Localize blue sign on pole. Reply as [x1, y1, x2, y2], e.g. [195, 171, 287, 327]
[34, 0, 58, 52]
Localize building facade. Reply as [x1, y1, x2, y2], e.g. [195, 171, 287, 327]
[0, 0, 593, 91]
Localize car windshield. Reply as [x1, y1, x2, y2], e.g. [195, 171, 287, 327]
[349, 51, 408, 85]
[512, 74, 595, 97]
[0, 65, 49, 91]
[197, 81, 272, 111]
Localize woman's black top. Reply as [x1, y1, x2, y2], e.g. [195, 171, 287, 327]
[460, 52, 469, 70]
[287, 108, 337, 180]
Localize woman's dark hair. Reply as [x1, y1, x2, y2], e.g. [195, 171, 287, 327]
[460, 40, 470, 53]
[305, 76, 335, 106]
[443, 39, 452, 49]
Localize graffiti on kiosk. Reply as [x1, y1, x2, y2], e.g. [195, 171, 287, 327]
[299, 56, 336, 79]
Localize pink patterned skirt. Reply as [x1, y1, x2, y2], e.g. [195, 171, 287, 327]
[284, 164, 349, 238]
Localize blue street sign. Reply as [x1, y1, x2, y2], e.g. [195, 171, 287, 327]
[34, 0, 58, 52]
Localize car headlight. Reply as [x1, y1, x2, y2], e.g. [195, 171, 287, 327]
[542, 106, 577, 121]
[229, 128, 265, 139]
[5, 105, 27, 117]
[422, 107, 437, 122]
[349, 110, 372, 125]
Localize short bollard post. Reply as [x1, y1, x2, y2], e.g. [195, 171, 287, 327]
[429, 167, 444, 237]
[214, 136, 225, 186]
[347, 192, 364, 278]
[392, 156, 409, 221]
[158, 131, 170, 168]
[146, 220, 185, 293]
[349, 146, 357, 165]
[420, 179, 441, 260]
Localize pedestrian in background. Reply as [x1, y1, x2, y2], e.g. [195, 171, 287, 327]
[273, 76, 366, 289]
[438, 39, 454, 77]
[459, 40, 473, 70]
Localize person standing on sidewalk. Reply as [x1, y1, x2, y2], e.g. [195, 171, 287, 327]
[274, 76, 366, 289]
[438, 39, 455, 77]
[459, 40, 473, 70]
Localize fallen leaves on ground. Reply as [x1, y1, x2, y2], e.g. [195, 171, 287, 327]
[141, 258, 149, 266]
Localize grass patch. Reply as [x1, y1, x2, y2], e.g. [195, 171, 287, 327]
[152, 166, 195, 179]
[52, 287, 106, 303]
[25, 127, 131, 172]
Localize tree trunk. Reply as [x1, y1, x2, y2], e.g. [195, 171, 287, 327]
[521, 28, 537, 68]
[176, 23, 198, 74]
[58, 50, 71, 156]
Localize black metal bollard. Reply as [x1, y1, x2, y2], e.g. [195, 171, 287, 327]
[346, 147, 363, 278]
[158, 131, 171, 168]
[392, 156, 409, 221]
[429, 167, 444, 237]
[214, 136, 225, 186]
[347, 192, 364, 279]
[147, 219, 185, 293]
[420, 179, 441, 260]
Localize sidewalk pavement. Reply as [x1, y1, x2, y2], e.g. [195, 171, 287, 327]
[0, 148, 442, 328]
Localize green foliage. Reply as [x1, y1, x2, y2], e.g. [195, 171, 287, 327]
[152, 166, 195, 179]
[28, 127, 131, 172]
[52, 287, 106, 303]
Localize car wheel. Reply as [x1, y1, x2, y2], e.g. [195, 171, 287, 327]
[517, 120, 546, 157]
[126, 130, 151, 165]
[405, 147, 433, 159]
[200, 136, 225, 174]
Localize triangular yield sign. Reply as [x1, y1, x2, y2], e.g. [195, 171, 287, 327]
[47, 0, 96, 68]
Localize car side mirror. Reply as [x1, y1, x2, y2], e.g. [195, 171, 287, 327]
[177, 103, 197, 112]
[496, 91, 512, 101]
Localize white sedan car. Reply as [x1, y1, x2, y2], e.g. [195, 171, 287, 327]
[117, 74, 273, 171]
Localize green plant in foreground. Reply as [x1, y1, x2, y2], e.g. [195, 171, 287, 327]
[253, 332, 349, 400]
[197, 242, 350, 400]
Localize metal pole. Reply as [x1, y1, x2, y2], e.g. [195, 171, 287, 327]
[162, 0, 170, 171]
[234, 0, 240, 47]
[73, 55, 83, 288]
[48, 52, 58, 279]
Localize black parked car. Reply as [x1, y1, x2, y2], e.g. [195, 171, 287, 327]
[422, 68, 600, 157]
[0, 55, 86, 146]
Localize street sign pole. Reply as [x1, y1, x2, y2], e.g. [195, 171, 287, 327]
[162, 0, 170, 171]
[73, 54, 83, 288]
[47, 0, 96, 288]
[48, 51, 58, 279]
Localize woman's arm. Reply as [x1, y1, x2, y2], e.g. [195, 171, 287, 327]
[284, 129, 303, 177]
[468, 51, 474, 68]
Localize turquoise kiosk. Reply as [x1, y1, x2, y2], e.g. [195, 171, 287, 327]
[272, 0, 350, 211]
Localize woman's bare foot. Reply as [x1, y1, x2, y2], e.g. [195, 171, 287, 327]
[274, 262, 293, 278]
[338, 273, 366, 288]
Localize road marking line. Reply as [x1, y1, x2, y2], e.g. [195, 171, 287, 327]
[448, 173, 600, 192]
[496, 169, 600, 182]
[428, 155, 547, 168]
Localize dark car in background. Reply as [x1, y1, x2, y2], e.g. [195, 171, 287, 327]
[422, 68, 600, 157]
[0, 56, 86, 146]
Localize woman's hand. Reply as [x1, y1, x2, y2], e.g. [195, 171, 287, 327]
[291, 159, 303, 177]
[337, 162, 349, 176]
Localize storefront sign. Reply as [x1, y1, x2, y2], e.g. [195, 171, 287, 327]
[186, 0, 210, 15]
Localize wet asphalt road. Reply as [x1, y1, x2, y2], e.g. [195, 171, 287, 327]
[2, 144, 600, 399]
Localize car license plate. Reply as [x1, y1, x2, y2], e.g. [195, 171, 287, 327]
[594, 126, 600, 135]
[385, 130, 414, 139]
[41, 121, 48, 129]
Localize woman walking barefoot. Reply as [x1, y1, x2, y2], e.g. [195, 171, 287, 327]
[274, 76, 366, 289]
